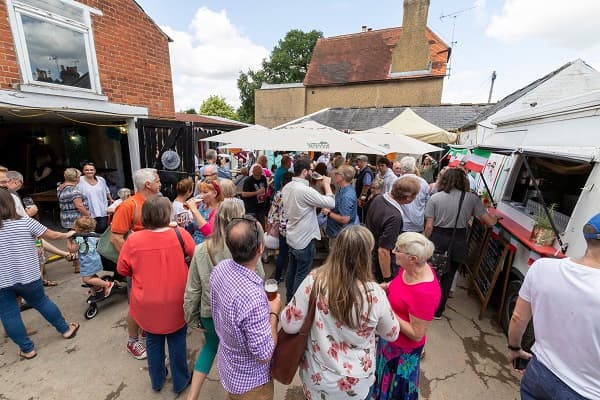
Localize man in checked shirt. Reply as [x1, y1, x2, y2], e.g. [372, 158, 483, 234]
[210, 216, 282, 399]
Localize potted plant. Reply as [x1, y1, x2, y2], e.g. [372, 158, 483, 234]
[480, 190, 492, 208]
[530, 204, 557, 246]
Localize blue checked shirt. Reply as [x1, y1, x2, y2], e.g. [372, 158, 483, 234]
[210, 258, 274, 394]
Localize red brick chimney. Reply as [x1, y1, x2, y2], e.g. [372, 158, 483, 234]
[391, 0, 431, 75]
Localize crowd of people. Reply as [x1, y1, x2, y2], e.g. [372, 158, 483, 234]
[1, 148, 598, 400]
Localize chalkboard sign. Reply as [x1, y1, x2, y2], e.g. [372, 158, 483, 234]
[472, 235, 510, 319]
[465, 218, 490, 276]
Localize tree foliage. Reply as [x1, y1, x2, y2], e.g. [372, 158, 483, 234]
[199, 95, 238, 120]
[237, 29, 323, 123]
[183, 108, 197, 114]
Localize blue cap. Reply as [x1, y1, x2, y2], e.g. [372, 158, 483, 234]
[583, 213, 600, 240]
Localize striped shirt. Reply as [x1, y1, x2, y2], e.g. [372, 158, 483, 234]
[0, 217, 47, 289]
[210, 258, 274, 394]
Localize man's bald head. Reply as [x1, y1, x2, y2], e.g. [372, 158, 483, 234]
[225, 216, 264, 265]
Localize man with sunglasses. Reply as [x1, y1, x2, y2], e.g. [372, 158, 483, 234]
[210, 216, 282, 399]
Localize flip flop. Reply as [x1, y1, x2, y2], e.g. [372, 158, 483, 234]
[18, 349, 37, 360]
[43, 280, 58, 287]
[63, 323, 80, 339]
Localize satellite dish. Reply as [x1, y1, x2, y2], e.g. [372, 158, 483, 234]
[161, 150, 181, 170]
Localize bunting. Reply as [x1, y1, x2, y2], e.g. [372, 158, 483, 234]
[463, 149, 492, 173]
[448, 148, 469, 167]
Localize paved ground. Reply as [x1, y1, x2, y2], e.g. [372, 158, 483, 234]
[0, 250, 520, 400]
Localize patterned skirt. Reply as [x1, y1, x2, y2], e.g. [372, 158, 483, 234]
[368, 339, 424, 400]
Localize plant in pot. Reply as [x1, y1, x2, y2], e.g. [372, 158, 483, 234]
[480, 190, 492, 208]
[530, 204, 557, 246]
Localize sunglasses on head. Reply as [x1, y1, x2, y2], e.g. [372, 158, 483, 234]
[230, 215, 261, 243]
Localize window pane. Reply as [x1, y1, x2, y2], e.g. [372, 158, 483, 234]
[17, 0, 84, 23]
[21, 14, 91, 89]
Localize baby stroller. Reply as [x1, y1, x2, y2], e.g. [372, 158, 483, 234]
[73, 233, 128, 319]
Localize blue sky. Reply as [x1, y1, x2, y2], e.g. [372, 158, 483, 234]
[136, 0, 600, 112]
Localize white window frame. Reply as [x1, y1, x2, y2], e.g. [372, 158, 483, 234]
[6, 0, 105, 99]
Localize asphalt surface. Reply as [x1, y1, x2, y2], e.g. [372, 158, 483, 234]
[0, 251, 520, 400]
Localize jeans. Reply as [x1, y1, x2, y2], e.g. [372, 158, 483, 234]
[0, 279, 70, 353]
[521, 356, 589, 400]
[146, 325, 190, 393]
[286, 240, 315, 303]
[94, 216, 108, 233]
[274, 233, 289, 282]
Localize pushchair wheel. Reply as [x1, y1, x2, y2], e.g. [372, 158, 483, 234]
[84, 304, 98, 319]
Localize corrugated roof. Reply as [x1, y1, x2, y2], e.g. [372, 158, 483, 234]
[295, 104, 492, 132]
[304, 27, 449, 86]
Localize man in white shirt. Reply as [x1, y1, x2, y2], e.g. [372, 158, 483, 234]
[376, 157, 396, 193]
[282, 158, 335, 302]
[5, 171, 38, 217]
[508, 213, 600, 400]
[396, 157, 429, 232]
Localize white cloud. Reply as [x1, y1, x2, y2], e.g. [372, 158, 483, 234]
[163, 7, 269, 111]
[486, 0, 600, 49]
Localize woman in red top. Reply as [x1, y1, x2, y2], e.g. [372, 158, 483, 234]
[369, 232, 441, 400]
[117, 196, 195, 394]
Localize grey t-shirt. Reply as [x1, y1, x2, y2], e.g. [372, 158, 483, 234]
[424, 188, 486, 228]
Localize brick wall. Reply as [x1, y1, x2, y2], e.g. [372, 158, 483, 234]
[0, 0, 175, 118]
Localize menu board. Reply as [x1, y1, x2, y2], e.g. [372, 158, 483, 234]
[465, 218, 490, 275]
[472, 235, 510, 319]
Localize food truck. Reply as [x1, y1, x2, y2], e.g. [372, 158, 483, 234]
[471, 90, 600, 349]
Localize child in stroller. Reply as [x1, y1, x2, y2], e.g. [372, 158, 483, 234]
[67, 217, 114, 299]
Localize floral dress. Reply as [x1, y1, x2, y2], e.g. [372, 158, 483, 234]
[281, 273, 399, 400]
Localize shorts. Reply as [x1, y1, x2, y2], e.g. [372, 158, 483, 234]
[79, 252, 103, 277]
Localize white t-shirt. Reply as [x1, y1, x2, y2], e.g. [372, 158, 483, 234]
[78, 176, 109, 218]
[520, 257, 600, 399]
[171, 200, 192, 227]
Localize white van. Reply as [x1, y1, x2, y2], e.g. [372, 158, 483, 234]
[472, 91, 600, 349]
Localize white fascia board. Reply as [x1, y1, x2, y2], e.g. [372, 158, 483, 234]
[0, 88, 148, 117]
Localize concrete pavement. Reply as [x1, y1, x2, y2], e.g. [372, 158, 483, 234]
[0, 256, 520, 400]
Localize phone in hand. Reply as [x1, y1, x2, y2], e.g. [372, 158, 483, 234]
[513, 357, 530, 371]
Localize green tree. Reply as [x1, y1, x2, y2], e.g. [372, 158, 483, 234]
[236, 29, 323, 123]
[237, 68, 265, 124]
[199, 95, 238, 120]
[183, 108, 197, 114]
[263, 29, 323, 83]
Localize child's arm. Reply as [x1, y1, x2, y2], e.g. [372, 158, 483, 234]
[41, 239, 69, 258]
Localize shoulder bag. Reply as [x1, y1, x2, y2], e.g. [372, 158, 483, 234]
[271, 279, 318, 385]
[429, 191, 466, 279]
[174, 227, 191, 267]
[97, 201, 138, 263]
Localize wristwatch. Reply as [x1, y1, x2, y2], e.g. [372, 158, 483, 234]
[507, 344, 521, 351]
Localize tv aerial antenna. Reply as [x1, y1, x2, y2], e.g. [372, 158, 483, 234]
[439, 5, 476, 78]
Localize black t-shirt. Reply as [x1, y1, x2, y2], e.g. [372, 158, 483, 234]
[365, 195, 404, 280]
[242, 175, 268, 214]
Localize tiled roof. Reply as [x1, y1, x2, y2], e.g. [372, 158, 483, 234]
[298, 104, 492, 132]
[304, 27, 449, 86]
[175, 113, 247, 127]
[460, 61, 577, 129]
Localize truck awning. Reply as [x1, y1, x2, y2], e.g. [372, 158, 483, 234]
[476, 145, 600, 163]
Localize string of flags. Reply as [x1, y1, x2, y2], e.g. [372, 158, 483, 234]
[448, 148, 492, 173]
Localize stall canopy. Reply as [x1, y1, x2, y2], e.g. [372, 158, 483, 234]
[377, 107, 458, 143]
[200, 124, 270, 143]
[217, 120, 386, 154]
[351, 128, 443, 155]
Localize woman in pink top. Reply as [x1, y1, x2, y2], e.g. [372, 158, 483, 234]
[186, 180, 223, 244]
[369, 232, 441, 400]
[117, 196, 195, 394]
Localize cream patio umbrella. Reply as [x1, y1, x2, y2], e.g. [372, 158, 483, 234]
[378, 107, 457, 144]
[218, 120, 387, 154]
[199, 124, 270, 143]
[351, 127, 443, 155]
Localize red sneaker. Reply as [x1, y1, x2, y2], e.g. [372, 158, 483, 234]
[126, 340, 147, 360]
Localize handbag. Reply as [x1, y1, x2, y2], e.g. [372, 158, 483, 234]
[429, 191, 466, 279]
[271, 279, 318, 385]
[174, 227, 191, 267]
[97, 201, 138, 263]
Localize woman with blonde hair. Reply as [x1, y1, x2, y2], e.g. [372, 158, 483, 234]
[369, 232, 441, 400]
[185, 180, 224, 244]
[280, 225, 399, 399]
[184, 199, 265, 400]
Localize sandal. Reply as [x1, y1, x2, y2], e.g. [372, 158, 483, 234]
[18, 349, 37, 360]
[63, 323, 80, 339]
[43, 279, 58, 287]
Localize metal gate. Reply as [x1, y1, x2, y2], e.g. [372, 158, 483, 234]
[137, 118, 195, 200]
